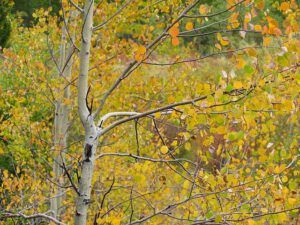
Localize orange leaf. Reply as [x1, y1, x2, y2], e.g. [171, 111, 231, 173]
[171, 37, 179, 46]
[137, 45, 146, 55]
[169, 26, 179, 38]
[263, 37, 271, 46]
[280, 2, 289, 11]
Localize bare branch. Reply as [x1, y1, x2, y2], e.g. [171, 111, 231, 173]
[0, 212, 66, 225]
[68, 0, 84, 13]
[95, 152, 196, 165]
[178, 29, 261, 38]
[97, 112, 139, 128]
[100, 176, 115, 209]
[143, 46, 265, 66]
[93, 0, 134, 31]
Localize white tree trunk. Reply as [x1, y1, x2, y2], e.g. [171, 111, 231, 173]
[75, 1, 96, 225]
[51, 13, 75, 219]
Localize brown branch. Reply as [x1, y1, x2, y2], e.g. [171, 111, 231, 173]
[178, 29, 261, 37]
[68, 0, 83, 13]
[143, 46, 264, 66]
[100, 176, 115, 209]
[95, 152, 196, 165]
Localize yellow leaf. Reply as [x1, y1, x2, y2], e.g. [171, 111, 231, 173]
[247, 48, 257, 57]
[245, 13, 252, 23]
[134, 53, 143, 62]
[281, 175, 288, 183]
[160, 145, 169, 154]
[217, 33, 229, 46]
[3, 170, 9, 179]
[263, 37, 271, 46]
[236, 56, 246, 69]
[233, 81, 243, 89]
[185, 22, 194, 31]
[217, 33, 222, 41]
[199, 5, 207, 14]
[261, 208, 268, 213]
[280, 2, 289, 11]
[254, 25, 262, 31]
[220, 37, 229, 46]
[185, 142, 191, 150]
[215, 43, 222, 50]
[274, 166, 281, 174]
[256, 1, 265, 10]
[288, 198, 296, 205]
[134, 45, 147, 62]
[215, 215, 222, 223]
[149, 25, 155, 31]
[248, 219, 255, 225]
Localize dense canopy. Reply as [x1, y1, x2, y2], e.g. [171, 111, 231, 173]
[0, 0, 299, 225]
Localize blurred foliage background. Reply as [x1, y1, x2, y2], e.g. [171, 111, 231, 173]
[0, 0, 287, 49]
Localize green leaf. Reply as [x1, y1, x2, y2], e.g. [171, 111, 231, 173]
[244, 65, 255, 75]
[205, 211, 214, 219]
[225, 84, 233, 92]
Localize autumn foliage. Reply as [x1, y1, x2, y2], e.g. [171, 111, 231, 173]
[0, 0, 299, 225]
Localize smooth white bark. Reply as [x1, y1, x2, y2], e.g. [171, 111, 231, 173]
[51, 12, 75, 219]
[75, 1, 96, 225]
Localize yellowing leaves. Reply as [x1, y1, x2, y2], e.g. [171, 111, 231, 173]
[254, 24, 262, 32]
[228, 12, 240, 29]
[247, 48, 257, 57]
[288, 198, 297, 205]
[263, 37, 272, 46]
[184, 142, 191, 150]
[256, 1, 265, 10]
[215, 43, 222, 50]
[233, 81, 243, 89]
[185, 22, 194, 31]
[134, 45, 147, 62]
[244, 12, 252, 23]
[280, 2, 290, 11]
[248, 219, 256, 225]
[199, 5, 207, 15]
[281, 175, 288, 183]
[217, 33, 230, 46]
[160, 145, 169, 154]
[274, 164, 286, 174]
[236, 55, 246, 69]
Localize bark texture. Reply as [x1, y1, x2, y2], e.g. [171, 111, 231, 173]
[50, 13, 75, 219]
[75, 1, 97, 225]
